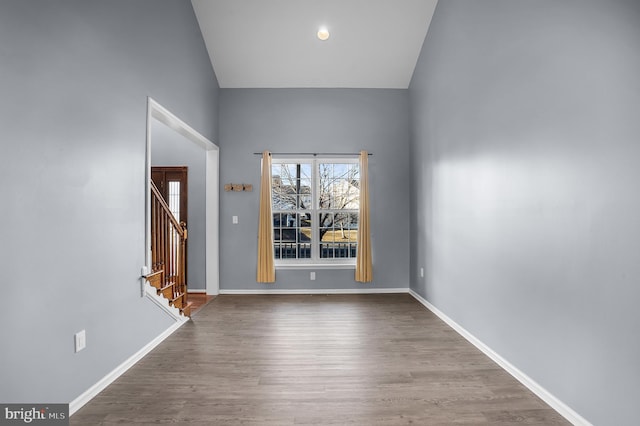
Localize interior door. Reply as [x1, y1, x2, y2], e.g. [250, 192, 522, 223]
[152, 166, 188, 282]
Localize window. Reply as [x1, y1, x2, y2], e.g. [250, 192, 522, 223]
[272, 158, 360, 266]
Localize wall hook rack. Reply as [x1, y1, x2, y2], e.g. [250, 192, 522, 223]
[224, 183, 253, 192]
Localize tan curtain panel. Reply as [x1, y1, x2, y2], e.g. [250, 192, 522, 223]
[257, 151, 275, 283]
[355, 150, 373, 282]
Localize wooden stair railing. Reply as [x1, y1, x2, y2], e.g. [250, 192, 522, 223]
[145, 180, 191, 317]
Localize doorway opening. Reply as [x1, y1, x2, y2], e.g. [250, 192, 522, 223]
[145, 98, 219, 296]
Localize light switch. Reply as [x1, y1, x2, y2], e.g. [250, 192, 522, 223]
[75, 330, 86, 353]
[232, 215, 238, 224]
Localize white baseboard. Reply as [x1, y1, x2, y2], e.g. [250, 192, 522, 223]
[408, 289, 591, 426]
[219, 287, 409, 295]
[188, 289, 207, 294]
[69, 316, 188, 416]
[68, 285, 589, 425]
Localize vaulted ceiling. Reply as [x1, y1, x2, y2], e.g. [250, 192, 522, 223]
[191, 0, 438, 89]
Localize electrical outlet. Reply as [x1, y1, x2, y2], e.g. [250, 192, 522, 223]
[232, 215, 238, 224]
[420, 268, 424, 278]
[75, 330, 86, 353]
[310, 272, 316, 281]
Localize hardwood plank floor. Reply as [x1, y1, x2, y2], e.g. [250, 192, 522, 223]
[71, 294, 570, 425]
[188, 292, 215, 314]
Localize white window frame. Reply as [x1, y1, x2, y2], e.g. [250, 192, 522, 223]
[272, 156, 359, 269]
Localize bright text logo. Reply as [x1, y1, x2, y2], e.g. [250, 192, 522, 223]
[1, 404, 68, 425]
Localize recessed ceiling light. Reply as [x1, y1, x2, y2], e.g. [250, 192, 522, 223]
[317, 27, 330, 41]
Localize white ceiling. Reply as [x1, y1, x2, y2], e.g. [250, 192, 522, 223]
[191, 0, 438, 89]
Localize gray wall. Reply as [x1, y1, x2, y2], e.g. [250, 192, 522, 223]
[151, 119, 207, 291]
[219, 89, 410, 291]
[0, 0, 218, 404]
[409, 1, 640, 425]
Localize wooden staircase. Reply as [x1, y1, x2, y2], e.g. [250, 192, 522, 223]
[144, 180, 192, 317]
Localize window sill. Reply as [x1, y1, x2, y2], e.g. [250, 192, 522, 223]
[275, 263, 355, 270]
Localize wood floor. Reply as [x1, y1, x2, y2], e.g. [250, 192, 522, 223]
[71, 294, 569, 425]
[188, 292, 215, 314]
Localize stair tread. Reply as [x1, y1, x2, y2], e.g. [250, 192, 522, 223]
[180, 301, 193, 317]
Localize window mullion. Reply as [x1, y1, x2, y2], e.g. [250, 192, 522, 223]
[311, 159, 319, 262]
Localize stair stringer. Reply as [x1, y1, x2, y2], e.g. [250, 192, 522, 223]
[144, 284, 187, 321]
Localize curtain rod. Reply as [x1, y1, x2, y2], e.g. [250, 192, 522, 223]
[253, 152, 372, 156]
